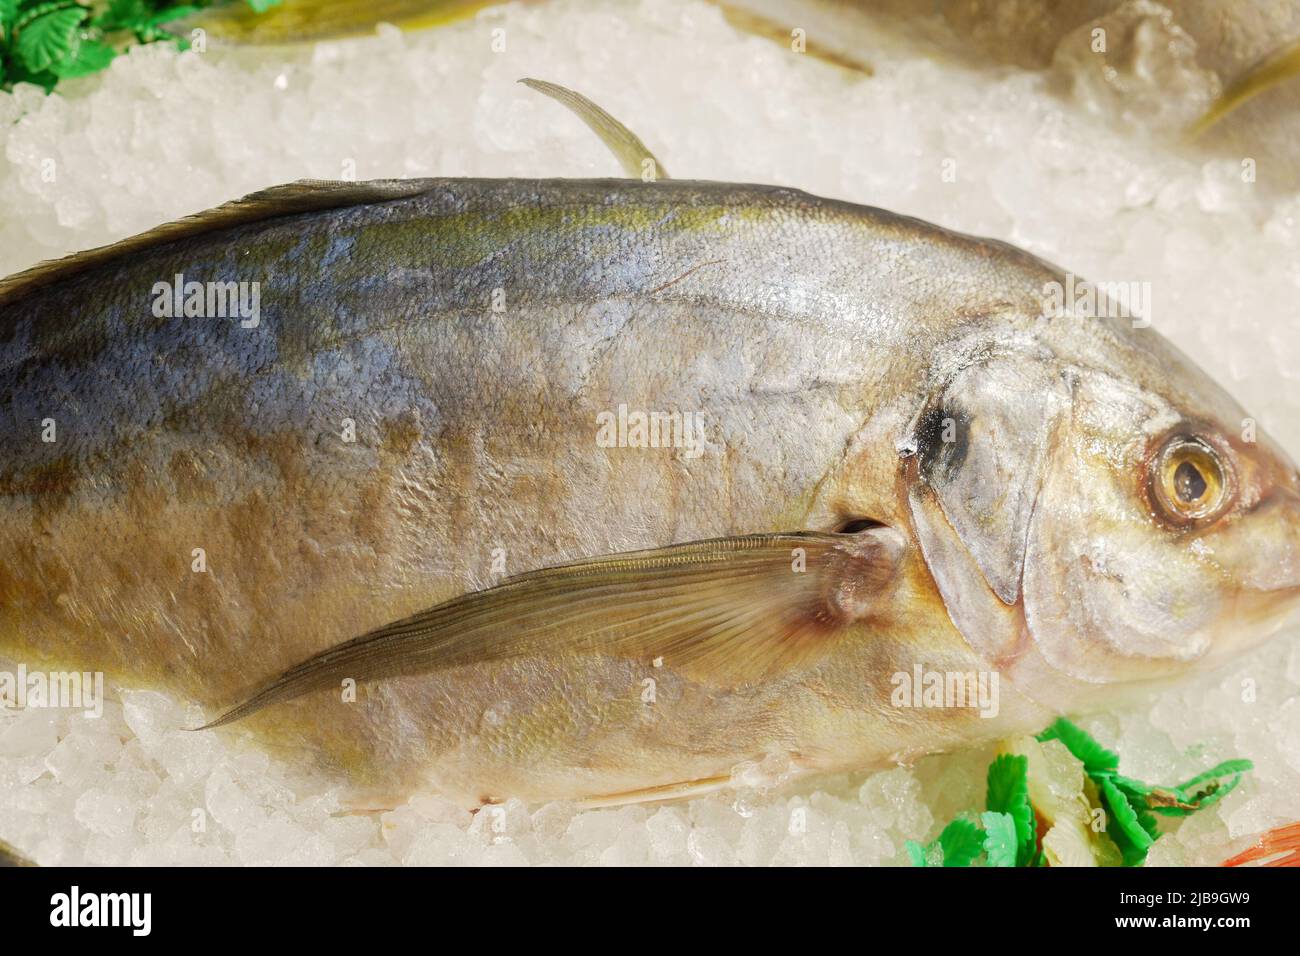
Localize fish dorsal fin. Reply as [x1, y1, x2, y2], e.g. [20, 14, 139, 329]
[0, 178, 436, 309]
[3, 83, 666, 306]
[520, 77, 670, 181]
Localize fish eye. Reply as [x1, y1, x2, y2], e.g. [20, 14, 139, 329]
[1151, 435, 1232, 525]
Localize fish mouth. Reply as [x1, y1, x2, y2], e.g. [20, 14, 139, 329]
[1208, 576, 1300, 669]
[1223, 583, 1300, 633]
[1211, 479, 1300, 651]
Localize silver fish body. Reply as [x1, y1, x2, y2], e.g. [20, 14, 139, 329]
[1, 177, 1296, 806]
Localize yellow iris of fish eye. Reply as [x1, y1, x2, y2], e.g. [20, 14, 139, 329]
[1153, 437, 1231, 523]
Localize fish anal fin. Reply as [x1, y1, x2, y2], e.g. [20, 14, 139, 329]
[576, 774, 735, 809]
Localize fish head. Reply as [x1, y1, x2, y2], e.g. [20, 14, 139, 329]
[906, 324, 1300, 697]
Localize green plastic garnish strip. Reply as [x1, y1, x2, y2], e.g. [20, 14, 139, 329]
[906, 718, 1253, 867]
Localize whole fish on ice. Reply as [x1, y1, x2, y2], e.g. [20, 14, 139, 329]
[1, 86, 1298, 809]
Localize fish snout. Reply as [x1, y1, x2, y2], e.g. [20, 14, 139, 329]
[1214, 481, 1300, 654]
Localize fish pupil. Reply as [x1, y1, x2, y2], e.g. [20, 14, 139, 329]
[1174, 460, 1208, 502]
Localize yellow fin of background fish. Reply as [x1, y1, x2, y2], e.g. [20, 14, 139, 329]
[0, 837, 36, 867]
[520, 77, 669, 180]
[709, 1, 873, 76]
[200, 528, 905, 729]
[0, 178, 435, 308]
[177, 0, 872, 73]
[1191, 36, 1300, 137]
[177, 0, 501, 45]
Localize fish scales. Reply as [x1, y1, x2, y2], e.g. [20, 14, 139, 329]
[1, 177, 1297, 806]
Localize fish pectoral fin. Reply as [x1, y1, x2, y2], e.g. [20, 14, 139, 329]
[199, 527, 906, 729]
[520, 77, 670, 180]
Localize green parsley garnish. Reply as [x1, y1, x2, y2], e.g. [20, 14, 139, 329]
[1, 0, 280, 93]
